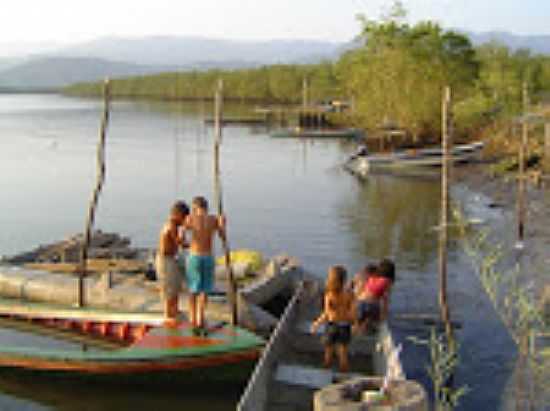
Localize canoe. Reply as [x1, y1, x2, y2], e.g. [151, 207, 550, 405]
[270, 128, 362, 139]
[346, 141, 484, 175]
[0, 298, 263, 378]
[204, 118, 267, 126]
[237, 280, 404, 411]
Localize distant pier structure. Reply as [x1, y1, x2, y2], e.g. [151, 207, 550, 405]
[255, 100, 351, 129]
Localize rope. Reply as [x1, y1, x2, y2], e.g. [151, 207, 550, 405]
[78, 79, 111, 307]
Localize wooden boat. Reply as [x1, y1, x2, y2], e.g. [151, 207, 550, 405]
[346, 141, 484, 175]
[204, 117, 267, 126]
[237, 280, 404, 411]
[270, 127, 362, 139]
[0, 298, 263, 378]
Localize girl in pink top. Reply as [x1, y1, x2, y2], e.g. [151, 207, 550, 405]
[355, 259, 395, 333]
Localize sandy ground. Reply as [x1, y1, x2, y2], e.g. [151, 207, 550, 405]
[452, 163, 549, 410]
[453, 164, 549, 317]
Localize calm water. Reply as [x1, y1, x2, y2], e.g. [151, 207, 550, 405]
[0, 94, 517, 410]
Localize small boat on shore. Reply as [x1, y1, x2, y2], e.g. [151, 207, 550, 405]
[271, 127, 362, 139]
[237, 280, 406, 411]
[0, 298, 263, 379]
[345, 141, 484, 175]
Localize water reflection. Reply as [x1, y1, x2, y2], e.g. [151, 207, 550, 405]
[338, 174, 441, 270]
[0, 370, 243, 411]
[0, 94, 520, 411]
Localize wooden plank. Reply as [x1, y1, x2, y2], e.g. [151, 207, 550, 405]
[237, 282, 305, 411]
[0, 298, 165, 325]
[24, 259, 146, 274]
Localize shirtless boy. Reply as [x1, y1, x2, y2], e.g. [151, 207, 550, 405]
[156, 201, 189, 327]
[311, 266, 356, 372]
[183, 196, 226, 331]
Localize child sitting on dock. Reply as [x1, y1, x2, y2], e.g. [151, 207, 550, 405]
[311, 266, 356, 372]
[183, 196, 226, 333]
[156, 201, 190, 327]
[355, 259, 395, 333]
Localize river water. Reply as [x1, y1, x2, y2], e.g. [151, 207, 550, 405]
[0, 94, 519, 410]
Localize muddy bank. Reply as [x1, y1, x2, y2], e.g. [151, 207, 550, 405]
[453, 164, 549, 316]
[451, 164, 549, 410]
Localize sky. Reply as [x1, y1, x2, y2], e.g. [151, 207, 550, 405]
[0, 0, 549, 56]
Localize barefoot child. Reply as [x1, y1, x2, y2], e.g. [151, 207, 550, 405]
[156, 201, 189, 327]
[311, 266, 356, 372]
[183, 196, 226, 332]
[356, 259, 395, 333]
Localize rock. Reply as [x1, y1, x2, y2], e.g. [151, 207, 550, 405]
[314, 377, 428, 411]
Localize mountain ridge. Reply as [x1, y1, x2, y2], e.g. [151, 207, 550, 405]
[1, 31, 549, 90]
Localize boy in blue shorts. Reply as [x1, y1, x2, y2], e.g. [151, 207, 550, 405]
[183, 196, 226, 332]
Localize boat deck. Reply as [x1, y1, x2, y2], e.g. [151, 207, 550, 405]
[266, 302, 375, 410]
[0, 298, 263, 375]
[239, 280, 379, 411]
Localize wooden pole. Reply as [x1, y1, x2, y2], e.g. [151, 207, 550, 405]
[544, 123, 550, 174]
[302, 77, 308, 109]
[214, 79, 239, 325]
[517, 82, 529, 243]
[78, 78, 111, 307]
[438, 86, 454, 343]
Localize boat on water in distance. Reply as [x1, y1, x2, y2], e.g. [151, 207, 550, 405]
[0, 298, 263, 380]
[270, 127, 363, 139]
[345, 141, 484, 175]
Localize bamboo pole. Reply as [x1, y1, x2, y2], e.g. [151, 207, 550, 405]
[213, 79, 238, 325]
[302, 77, 308, 109]
[438, 86, 454, 343]
[517, 82, 529, 243]
[544, 123, 550, 174]
[78, 78, 111, 307]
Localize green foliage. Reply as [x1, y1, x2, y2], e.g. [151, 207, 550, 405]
[338, 16, 478, 138]
[409, 328, 469, 410]
[66, 64, 341, 104]
[65, 3, 550, 142]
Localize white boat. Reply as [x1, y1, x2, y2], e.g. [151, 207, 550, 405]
[346, 141, 484, 175]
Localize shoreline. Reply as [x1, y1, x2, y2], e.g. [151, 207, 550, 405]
[453, 163, 549, 313]
[451, 162, 548, 409]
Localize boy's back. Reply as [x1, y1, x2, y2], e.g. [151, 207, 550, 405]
[185, 214, 221, 256]
[183, 196, 225, 329]
[325, 290, 355, 323]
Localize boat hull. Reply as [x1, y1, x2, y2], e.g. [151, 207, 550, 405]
[346, 141, 484, 176]
[270, 128, 362, 139]
[0, 298, 264, 377]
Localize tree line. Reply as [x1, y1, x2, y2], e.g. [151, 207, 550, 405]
[65, 14, 550, 140]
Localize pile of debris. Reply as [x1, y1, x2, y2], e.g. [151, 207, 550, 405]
[3, 230, 142, 265]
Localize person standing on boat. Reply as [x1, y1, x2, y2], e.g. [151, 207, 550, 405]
[183, 196, 226, 333]
[156, 201, 190, 327]
[355, 259, 395, 333]
[347, 143, 369, 163]
[311, 266, 356, 372]
[351, 263, 377, 299]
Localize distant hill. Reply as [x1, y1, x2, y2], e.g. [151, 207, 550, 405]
[0, 32, 548, 91]
[0, 57, 23, 73]
[465, 31, 550, 54]
[52, 36, 343, 66]
[0, 57, 170, 89]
